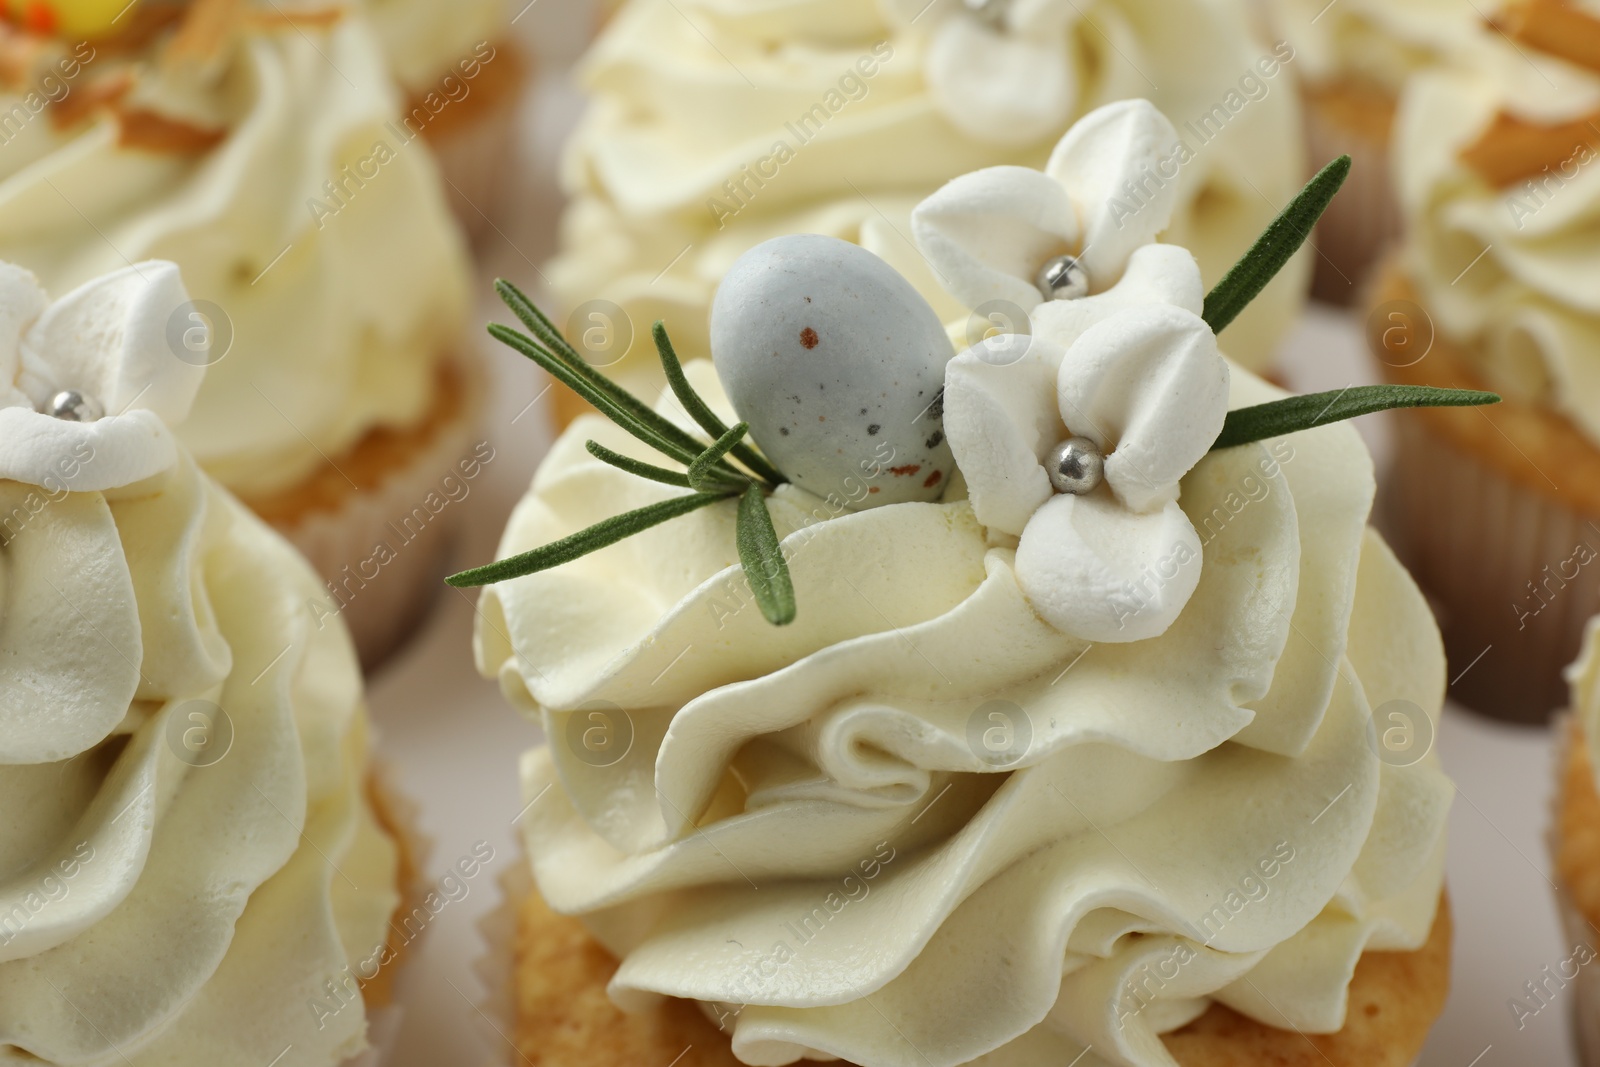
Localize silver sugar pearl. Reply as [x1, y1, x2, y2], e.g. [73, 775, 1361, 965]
[1036, 254, 1089, 302]
[960, 0, 1010, 29]
[1045, 436, 1103, 495]
[46, 389, 103, 423]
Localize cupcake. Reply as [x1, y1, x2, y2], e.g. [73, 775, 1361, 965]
[471, 102, 1463, 1066]
[0, 1, 479, 669]
[0, 259, 416, 1063]
[1261, 0, 1483, 302]
[1554, 617, 1600, 1066]
[1374, 29, 1600, 720]
[545, 0, 1309, 427]
[360, 0, 528, 241]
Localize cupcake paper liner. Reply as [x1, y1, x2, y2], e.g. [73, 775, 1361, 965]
[1372, 264, 1600, 721]
[1302, 82, 1401, 305]
[271, 357, 487, 673]
[475, 852, 535, 1067]
[345, 761, 436, 1067]
[426, 38, 528, 245]
[1383, 413, 1600, 720]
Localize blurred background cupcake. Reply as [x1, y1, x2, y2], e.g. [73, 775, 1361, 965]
[360, 0, 528, 243]
[0, 0, 481, 669]
[0, 258, 421, 1065]
[1374, 19, 1600, 721]
[1260, 0, 1480, 303]
[1556, 618, 1600, 1067]
[542, 0, 1309, 425]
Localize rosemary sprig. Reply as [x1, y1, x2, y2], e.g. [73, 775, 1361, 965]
[655, 322, 786, 488]
[445, 492, 730, 587]
[688, 422, 752, 492]
[494, 280, 732, 473]
[448, 286, 799, 624]
[1202, 155, 1351, 335]
[737, 483, 796, 626]
[1212, 385, 1500, 451]
[489, 323, 703, 468]
[584, 440, 694, 488]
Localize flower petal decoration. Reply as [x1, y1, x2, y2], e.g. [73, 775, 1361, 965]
[943, 333, 1068, 536]
[1045, 98, 1183, 285]
[0, 261, 201, 492]
[912, 99, 1184, 319]
[0, 263, 46, 398]
[910, 165, 1079, 312]
[925, 16, 1075, 147]
[1030, 241, 1203, 349]
[1014, 491, 1203, 641]
[19, 261, 200, 424]
[942, 270, 1227, 642]
[1056, 303, 1229, 512]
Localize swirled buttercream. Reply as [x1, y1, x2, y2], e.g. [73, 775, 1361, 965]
[477, 356, 1451, 1067]
[1263, 0, 1483, 92]
[0, 261, 400, 1065]
[1396, 48, 1600, 444]
[550, 0, 1308, 382]
[359, 0, 508, 93]
[0, 9, 469, 497]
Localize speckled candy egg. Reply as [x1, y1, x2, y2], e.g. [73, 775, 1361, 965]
[710, 234, 956, 509]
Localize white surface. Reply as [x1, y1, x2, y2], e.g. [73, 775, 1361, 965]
[364, 22, 1584, 1064]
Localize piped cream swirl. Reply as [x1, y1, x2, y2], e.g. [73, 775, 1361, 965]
[1396, 36, 1600, 444]
[478, 362, 1450, 1067]
[0, 262, 399, 1065]
[550, 0, 1308, 381]
[0, 10, 470, 498]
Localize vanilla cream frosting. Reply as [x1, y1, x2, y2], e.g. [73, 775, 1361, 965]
[479, 351, 1451, 1065]
[0, 9, 470, 498]
[550, 0, 1308, 382]
[1396, 52, 1600, 445]
[359, 0, 508, 94]
[1263, 0, 1484, 94]
[0, 261, 400, 1065]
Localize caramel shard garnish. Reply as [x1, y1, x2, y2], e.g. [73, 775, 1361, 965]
[166, 0, 243, 64]
[242, 5, 346, 30]
[115, 103, 225, 152]
[1499, 0, 1600, 75]
[1458, 108, 1600, 187]
[47, 67, 132, 129]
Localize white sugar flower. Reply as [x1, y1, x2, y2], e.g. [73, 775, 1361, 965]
[882, 0, 1084, 145]
[916, 97, 1228, 640]
[0, 261, 201, 492]
[945, 302, 1228, 641]
[911, 98, 1199, 347]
